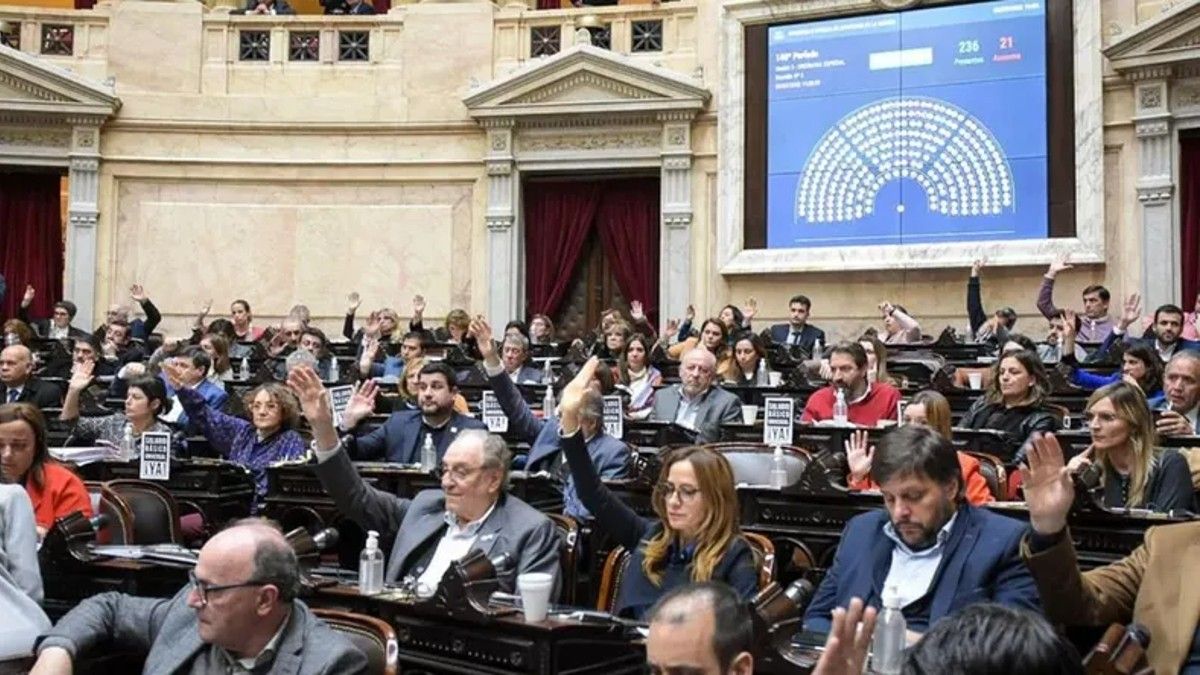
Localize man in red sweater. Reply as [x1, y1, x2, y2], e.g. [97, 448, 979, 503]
[802, 341, 901, 426]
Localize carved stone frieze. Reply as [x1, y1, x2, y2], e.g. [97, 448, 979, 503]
[485, 214, 514, 232]
[519, 129, 660, 152]
[512, 71, 657, 105]
[1138, 84, 1163, 110]
[0, 128, 70, 147]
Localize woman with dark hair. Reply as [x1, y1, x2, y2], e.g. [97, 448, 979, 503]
[163, 362, 305, 511]
[960, 350, 1060, 455]
[199, 332, 234, 384]
[61, 362, 175, 445]
[557, 358, 758, 619]
[725, 332, 768, 385]
[1066, 381, 1193, 513]
[0, 403, 92, 536]
[664, 318, 735, 381]
[903, 603, 1084, 675]
[619, 334, 662, 420]
[879, 301, 922, 344]
[1060, 312, 1164, 401]
[859, 335, 896, 386]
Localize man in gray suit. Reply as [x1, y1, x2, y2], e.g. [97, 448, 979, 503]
[29, 519, 367, 674]
[288, 366, 561, 598]
[497, 333, 544, 385]
[651, 349, 742, 443]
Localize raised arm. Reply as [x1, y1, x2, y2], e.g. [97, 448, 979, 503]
[472, 317, 545, 443]
[59, 360, 94, 422]
[163, 361, 249, 456]
[129, 285, 161, 337]
[967, 259, 987, 336]
[558, 358, 652, 549]
[1037, 255, 1072, 319]
[343, 291, 361, 340]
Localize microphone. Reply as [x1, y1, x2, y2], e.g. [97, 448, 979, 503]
[311, 527, 338, 551]
[782, 579, 816, 613]
[88, 513, 111, 534]
[489, 552, 512, 576]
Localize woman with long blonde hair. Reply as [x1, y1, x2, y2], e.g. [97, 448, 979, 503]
[556, 358, 757, 619]
[1068, 381, 1193, 512]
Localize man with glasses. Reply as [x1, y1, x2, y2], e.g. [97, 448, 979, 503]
[29, 519, 367, 674]
[288, 365, 561, 598]
[17, 286, 89, 341]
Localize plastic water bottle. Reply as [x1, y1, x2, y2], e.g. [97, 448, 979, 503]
[871, 587, 907, 674]
[121, 423, 136, 461]
[420, 433, 437, 473]
[756, 359, 769, 387]
[240, 356, 251, 380]
[358, 530, 384, 595]
[543, 385, 556, 418]
[542, 359, 553, 384]
[833, 388, 849, 425]
[329, 357, 340, 382]
[812, 338, 823, 359]
[770, 445, 787, 489]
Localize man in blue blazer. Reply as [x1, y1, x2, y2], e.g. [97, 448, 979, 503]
[1098, 299, 1200, 364]
[473, 318, 628, 519]
[804, 425, 1039, 635]
[339, 361, 485, 464]
[765, 294, 826, 353]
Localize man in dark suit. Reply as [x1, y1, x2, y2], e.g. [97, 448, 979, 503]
[97, 320, 145, 373]
[1099, 297, 1200, 364]
[804, 425, 1039, 636]
[30, 519, 368, 674]
[91, 284, 162, 343]
[497, 333, 544, 385]
[765, 294, 826, 353]
[473, 318, 628, 520]
[17, 286, 89, 341]
[289, 366, 561, 598]
[650, 348, 741, 444]
[0, 345, 62, 410]
[338, 361, 485, 464]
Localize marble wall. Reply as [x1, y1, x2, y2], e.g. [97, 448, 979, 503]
[0, 0, 1171, 342]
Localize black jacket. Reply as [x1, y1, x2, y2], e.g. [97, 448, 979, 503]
[959, 397, 1060, 461]
[0, 377, 64, 410]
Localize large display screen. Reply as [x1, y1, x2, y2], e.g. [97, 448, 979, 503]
[766, 0, 1047, 249]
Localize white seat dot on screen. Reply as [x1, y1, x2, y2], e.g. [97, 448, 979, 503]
[896, 204, 905, 214]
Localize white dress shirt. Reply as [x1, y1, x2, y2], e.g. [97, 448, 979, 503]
[880, 512, 958, 609]
[414, 503, 497, 597]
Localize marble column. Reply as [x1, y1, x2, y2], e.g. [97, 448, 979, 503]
[1132, 75, 1178, 309]
[483, 119, 521, 325]
[659, 113, 694, 324]
[66, 124, 101, 329]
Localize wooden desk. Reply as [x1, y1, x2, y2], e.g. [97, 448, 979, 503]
[310, 584, 645, 675]
[75, 458, 255, 528]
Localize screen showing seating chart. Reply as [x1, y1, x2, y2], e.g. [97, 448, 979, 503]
[765, 0, 1047, 249]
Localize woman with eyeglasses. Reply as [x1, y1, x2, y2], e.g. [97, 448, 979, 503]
[557, 358, 758, 619]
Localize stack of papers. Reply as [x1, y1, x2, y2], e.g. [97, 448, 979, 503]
[49, 445, 123, 465]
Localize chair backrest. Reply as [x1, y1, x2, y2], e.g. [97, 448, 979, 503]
[964, 451, 1007, 502]
[84, 481, 133, 545]
[545, 513, 580, 605]
[104, 479, 182, 544]
[311, 609, 399, 675]
[741, 531, 776, 590]
[595, 545, 631, 613]
[704, 443, 810, 487]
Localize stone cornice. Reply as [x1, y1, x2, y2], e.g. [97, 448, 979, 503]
[1105, 0, 1200, 77]
[0, 44, 120, 118]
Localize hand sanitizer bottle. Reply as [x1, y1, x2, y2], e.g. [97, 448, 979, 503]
[871, 587, 907, 674]
[121, 423, 136, 461]
[419, 433, 436, 473]
[833, 388, 849, 425]
[358, 530, 384, 595]
[543, 385, 556, 418]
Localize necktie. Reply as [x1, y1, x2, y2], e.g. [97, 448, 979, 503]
[790, 331, 800, 346]
[6, 390, 17, 403]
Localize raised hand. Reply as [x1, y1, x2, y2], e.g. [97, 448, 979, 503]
[267, 330, 288, 357]
[1046, 253, 1073, 278]
[129, 284, 148, 303]
[844, 430, 874, 482]
[742, 297, 758, 322]
[878, 301, 895, 316]
[1020, 433, 1075, 535]
[68, 359, 94, 392]
[287, 366, 333, 429]
[340, 379, 378, 429]
[470, 317, 497, 363]
[684, 304, 695, 321]
[363, 311, 381, 340]
[199, 299, 212, 317]
[1118, 293, 1141, 330]
[665, 317, 680, 337]
[630, 300, 645, 323]
[161, 361, 190, 391]
[21, 285, 34, 307]
[346, 291, 361, 314]
[971, 258, 985, 277]
[812, 597, 877, 675]
[558, 357, 600, 435]
[412, 294, 426, 318]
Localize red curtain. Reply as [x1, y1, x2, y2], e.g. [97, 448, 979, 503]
[1181, 136, 1200, 308]
[0, 172, 64, 322]
[595, 177, 661, 328]
[536, 0, 559, 8]
[524, 180, 602, 318]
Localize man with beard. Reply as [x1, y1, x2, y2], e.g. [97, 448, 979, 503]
[801, 341, 901, 427]
[337, 361, 485, 463]
[1101, 295, 1200, 363]
[803, 425, 1039, 638]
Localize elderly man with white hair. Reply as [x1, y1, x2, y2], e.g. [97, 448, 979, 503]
[288, 365, 561, 598]
[650, 348, 742, 443]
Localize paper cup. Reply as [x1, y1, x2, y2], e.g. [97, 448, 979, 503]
[768, 372, 783, 387]
[517, 572, 554, 623]
[967, 372, 983, 390]
[741, 405, 759, 425]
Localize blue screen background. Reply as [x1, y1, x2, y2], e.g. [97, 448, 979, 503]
[765, 0, 1048, 249]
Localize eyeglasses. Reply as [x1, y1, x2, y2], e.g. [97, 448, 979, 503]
[654, 482, 701, 502]
[188, 570, 269, 606]
[437, 464, 484, 483]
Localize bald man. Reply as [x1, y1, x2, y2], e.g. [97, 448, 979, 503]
[0, 345, 61, 410]
[30, 519, 368, 674]
[649, 348, 742, 443]
[646, 582, 754, 675]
